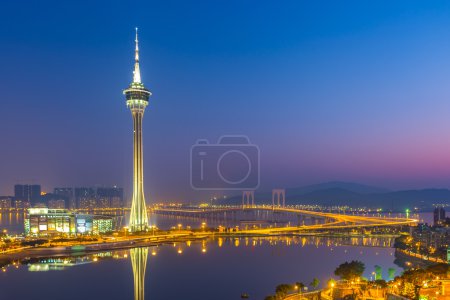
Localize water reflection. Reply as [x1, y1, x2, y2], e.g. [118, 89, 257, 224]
[130, 247, 148, 300]
[21, 248, 148, 299]
[211, 235, 395, 248]
[0, 236, 406, 300]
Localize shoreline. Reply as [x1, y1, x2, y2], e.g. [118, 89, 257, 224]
[0, 231, 401, 268]
[0, 233, 209, 268]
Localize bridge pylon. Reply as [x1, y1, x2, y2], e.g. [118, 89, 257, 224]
[242, 191, 255, 208]
[272, 189, 286, 208]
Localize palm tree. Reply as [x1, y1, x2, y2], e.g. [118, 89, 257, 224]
[310, 278, 320, 289]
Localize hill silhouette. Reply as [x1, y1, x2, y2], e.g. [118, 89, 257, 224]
[217, 182, 450, 211]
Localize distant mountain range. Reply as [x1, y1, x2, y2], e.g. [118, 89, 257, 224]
[217, 181, 450, 211]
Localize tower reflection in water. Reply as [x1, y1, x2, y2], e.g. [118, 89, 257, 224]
[130, 247, 148, 300]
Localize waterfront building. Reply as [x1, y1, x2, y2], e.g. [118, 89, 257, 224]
[75, 214, 114, 235]
[14, 199, 30, 209]
[14, 184, 41, 205]
[123, 28, 152, 231]
[434, 206, 446, 226]
[92, 216, 114, 235]
[24, 208, 115, 236]
[25, 208, 75, 235]
[0, 197, 12, 210]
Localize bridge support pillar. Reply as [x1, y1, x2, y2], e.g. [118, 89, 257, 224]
[242, 191, 255, 208]
[272, 189, 286, 208]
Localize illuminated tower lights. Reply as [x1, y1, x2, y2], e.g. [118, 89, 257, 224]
[123, 28, 152, 232]
[130, 247, 148, 300]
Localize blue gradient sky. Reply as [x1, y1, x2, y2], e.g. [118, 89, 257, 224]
[2, 1, 450, 202]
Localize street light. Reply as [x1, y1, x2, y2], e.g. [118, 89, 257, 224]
[294, 285, 301, 299]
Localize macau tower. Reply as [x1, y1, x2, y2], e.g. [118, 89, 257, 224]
[123, 28, 151, 232]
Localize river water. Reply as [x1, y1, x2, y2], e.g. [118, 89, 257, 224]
[0, 211, 427, 300]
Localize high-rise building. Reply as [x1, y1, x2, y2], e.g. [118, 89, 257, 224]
[54, 188, 75, 209]
[75, 187, 96, 210]
[55, 187, 123, 209]
[123, 28, 151, 232]
[434, 206, 446, 226]
[97, 187, 124, 208]
[14, 184, 41, 205]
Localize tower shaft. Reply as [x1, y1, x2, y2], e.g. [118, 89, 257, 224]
[129, 109, 148, 231]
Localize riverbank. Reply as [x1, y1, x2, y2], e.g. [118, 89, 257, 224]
[0, 232, 209, 268]
[394, 248, 445, 269]
[0, 230, 401, 268]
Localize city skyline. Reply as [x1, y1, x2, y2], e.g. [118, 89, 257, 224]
[3, 1, 450, 202]
[1, 3, 450, 300]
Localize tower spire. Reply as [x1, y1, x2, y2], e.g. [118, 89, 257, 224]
[133, 27, 141, 83]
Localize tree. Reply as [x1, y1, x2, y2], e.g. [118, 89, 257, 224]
[359, 283, 368, 296]
[388, 268, 396, 280]
[310, 278, 320, 289]
[334, 261, 365, 280]
[275, 284, 293, 298]
[295, 282, 305, 291]
[374, 279, 387, 289]
[399, 268, 432, 299]
[374, 265, 382, 280]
